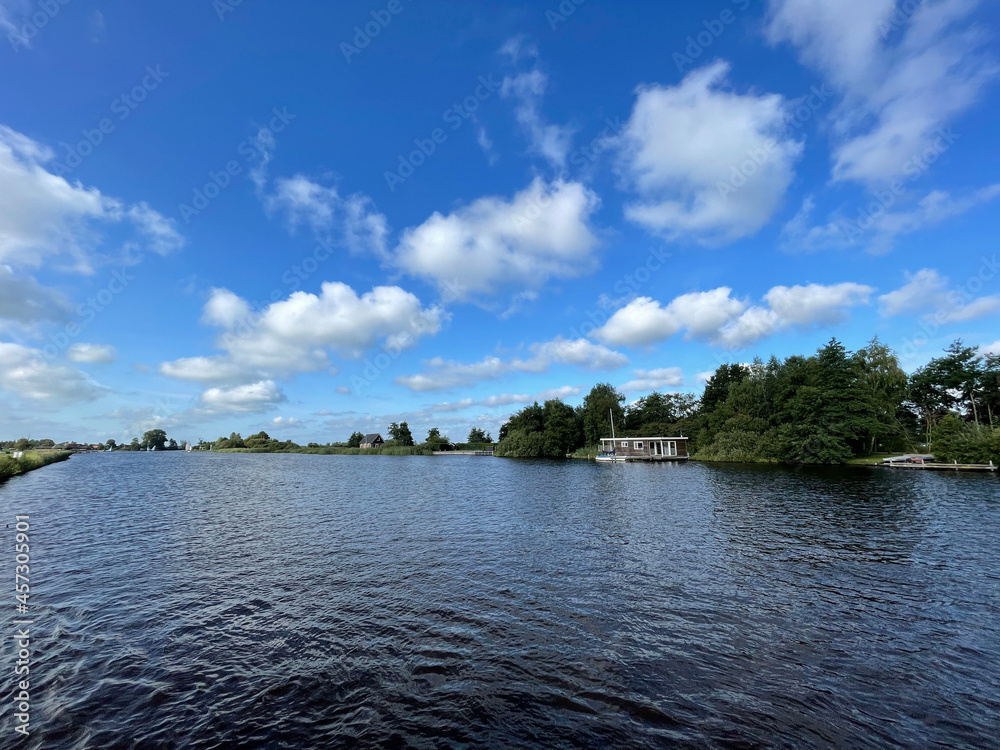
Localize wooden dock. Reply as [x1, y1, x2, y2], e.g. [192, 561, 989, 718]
[879, 461, 996, 472]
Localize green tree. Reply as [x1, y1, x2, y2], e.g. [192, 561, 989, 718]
[700, 363, 749, 413]
[395, 422, 414, 446]
[853, 337, 908, 453]
[581, 383, 626, 447]
[347, 431, 364, 448]
[141, 429, 168, 450]
[129, 438, 141, 451]
[105, 439, 117, 451]
[244, 431, 273, 450]
[542, 400, 583, 457]
[467, 427, 490, 443]
[499, 402, 544, 442]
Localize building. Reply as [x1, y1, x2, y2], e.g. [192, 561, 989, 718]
[360, 433, 384, 449]
[598, 436, 689, 462]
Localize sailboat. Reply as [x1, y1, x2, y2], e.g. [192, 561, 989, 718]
[596, 408, 626, 463]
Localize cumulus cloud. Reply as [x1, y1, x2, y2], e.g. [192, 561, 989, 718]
[879, 268, 1000, 322]
[0, 125, 183, 276]
[617, 61, 802, 244]
[395, 177, 601, 298]
[263, 175, 389, 257]
[620, 368, 685, 393]
[0, 342, 107, 403]
[67, 343, 117, 364]
[199, 380, 286, 414]
[161, 283, 445, 385]
[767, 0, 997, 185]
[594, 282, 874, 350]
[395, 337, 627, 392]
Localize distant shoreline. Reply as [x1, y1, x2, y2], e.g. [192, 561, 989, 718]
[0, 451, 71, 483]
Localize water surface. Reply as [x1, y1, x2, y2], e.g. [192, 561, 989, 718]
[1, 453, 998, 748]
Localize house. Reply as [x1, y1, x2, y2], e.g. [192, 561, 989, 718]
[360, 433, 384, 449]
[598, 436, 689, 462]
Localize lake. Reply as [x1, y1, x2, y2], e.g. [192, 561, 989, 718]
[1, 453, 998, 748]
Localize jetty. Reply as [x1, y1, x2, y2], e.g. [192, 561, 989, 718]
[878, 455, 997, 472]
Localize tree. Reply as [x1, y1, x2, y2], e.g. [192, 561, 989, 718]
[700, 364, 749, 413]
[853, 337, 908, 453]
[394, 422, 414, 446]
[129, 438, 141, 451]
[467, 427, 490, 444]
[105, 439, 117, 451]
[244, 431, 272, 450]
[581, 383, 626, 447]
[499, 402, 544, 442]
[425, 427, 449, 450]
[542, 400, 583, 457]
[141, 429, 168, 450]
[347, 431, 364, 448]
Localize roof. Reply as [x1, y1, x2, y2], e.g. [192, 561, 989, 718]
[361, 433, 383, 443]
[600, 436, 688, 441]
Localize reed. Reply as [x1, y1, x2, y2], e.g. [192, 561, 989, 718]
[0, 451, 71, 482]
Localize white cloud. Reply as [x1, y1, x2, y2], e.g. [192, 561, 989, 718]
[500, 38, 574, 168]
[501, 69, 575, 169]
[201, 288, 251, 328]
[595, 282, 874, 350]
[395, 177, 601, 298]
[767, 0, 997, 185]
[879, 268, 1000, 322]
[878, 268, 948, 316]
[617, 61, 802, 244]
[271, 416, 301, 427]
[161, 283, 445, 385]
[263, 175, 389, 257]
[620, 368, 685, 393]
[0, 264, 74, 326]
[67, 343, 117, 364]
[784, 184, 1000, 254]
[0, 126, 183, 272]
[764, 282, 874, 325]
[395, 337, 627, 393]
[430, 385, 583, 413]
[981, 341, 1000, 356]
[696, 370, 717, 384]
[0, 342, 107, 403]
[334, 386, 351, 395]
[199, 380, 286, 414]
[530, 337, 629, 370]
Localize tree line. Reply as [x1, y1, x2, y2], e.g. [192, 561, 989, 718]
[493, 338, 1000, 464]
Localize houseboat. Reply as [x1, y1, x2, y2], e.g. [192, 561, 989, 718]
[597, 436, 690, 462]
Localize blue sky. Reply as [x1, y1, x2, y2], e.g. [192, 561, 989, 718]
[1, 0, 999, 444]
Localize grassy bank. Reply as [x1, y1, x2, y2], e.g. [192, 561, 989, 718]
[0, 451, 71, 482]
[568, 446, 600, 460]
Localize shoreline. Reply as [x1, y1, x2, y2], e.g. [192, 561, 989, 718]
[0, 451, 71, 483]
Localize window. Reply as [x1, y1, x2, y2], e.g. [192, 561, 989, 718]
[634, 442, 643, 450]
[621, 441, 627, 448]
[667, 441, 677, 456]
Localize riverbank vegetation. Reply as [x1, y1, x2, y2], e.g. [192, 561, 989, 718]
[493, 338, 1000, 465]
[0, 451, 71, 482]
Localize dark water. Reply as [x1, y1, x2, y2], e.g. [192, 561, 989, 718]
[1, 453, 999, 748]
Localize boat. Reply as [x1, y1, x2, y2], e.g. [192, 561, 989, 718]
[596, 409, 626, 463]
